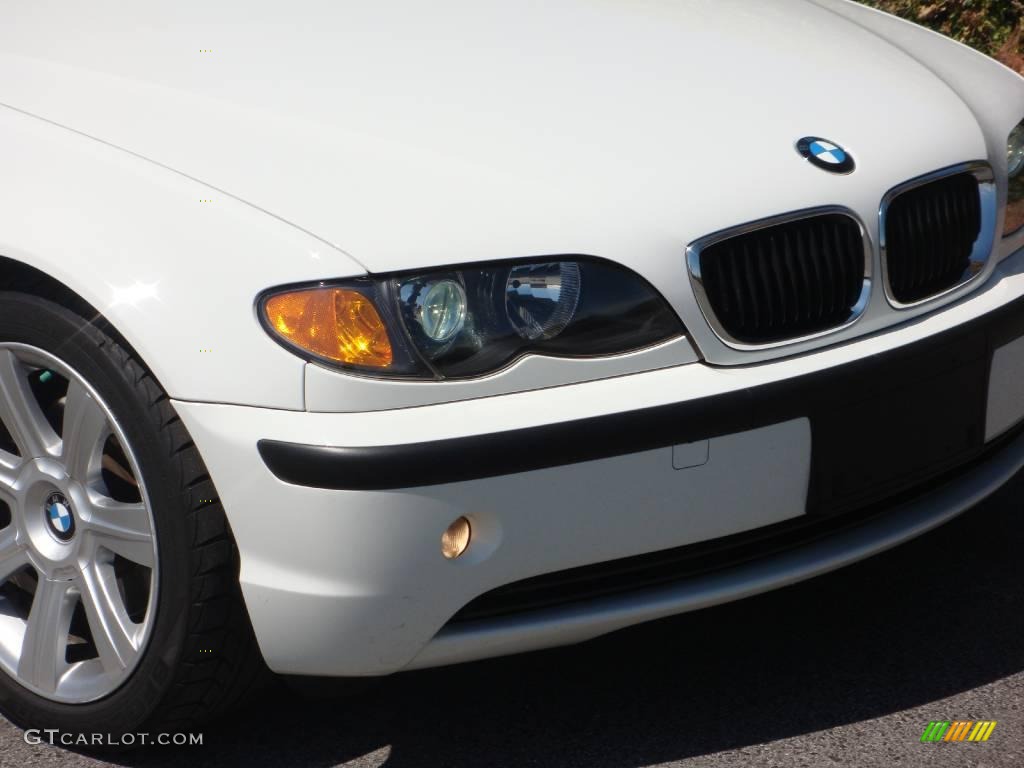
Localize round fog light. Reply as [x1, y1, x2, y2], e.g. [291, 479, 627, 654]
[441, 516, 472, 560]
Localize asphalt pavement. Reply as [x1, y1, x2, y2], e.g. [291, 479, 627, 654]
[2, 471, 1022, 768]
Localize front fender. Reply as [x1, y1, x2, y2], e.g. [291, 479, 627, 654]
[0, 105, 365, 409]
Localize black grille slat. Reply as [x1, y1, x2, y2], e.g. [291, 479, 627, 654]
[888, 204, 905, 297]
[936, 190, 952, 281]
[743, 242, 763, 331]
[842, 223, 861, 308]
[768, 233, 789, 332]
[724, 248, 746, 331]
[834, 224, 849, 308]
[923, 191, 940, 287]
[758, 238, 779, 331]
[698, 213, 864, 344]
[819, 221, 838, 318]
[833, 223, 847, 316]
[909, 195, 926, 293]
[885, 173, 981, 304]
[809, 224, 827, 319]
[781, 227, 801, 326]
[795, 225, 813, 323]
[941, 186, 958, 282]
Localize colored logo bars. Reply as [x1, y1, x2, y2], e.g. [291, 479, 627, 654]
[921, 721, 997, 742]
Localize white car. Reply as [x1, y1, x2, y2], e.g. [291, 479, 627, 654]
[1, 0, 1023, 743]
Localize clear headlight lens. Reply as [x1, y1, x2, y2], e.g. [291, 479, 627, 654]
[1005, 120, 1024, 237]
[505, 262, 581, 340]
[1008, 123, 1024, 179]
[260, 258, 684, 379]
[407, 278, 467, 343]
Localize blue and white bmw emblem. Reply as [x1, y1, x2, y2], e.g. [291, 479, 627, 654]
[45, 492, 75, 541]
[797, 136, 856, 174]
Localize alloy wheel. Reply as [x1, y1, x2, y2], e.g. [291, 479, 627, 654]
[0, 343, 158, 703]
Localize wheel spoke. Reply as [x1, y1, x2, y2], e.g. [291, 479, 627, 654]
[61, 380, 111, 484]
[0, 526, 28, 584]
[0, 466, 18, 512]
[17, 578, 73, 694]
[0, 349, 58, 460]
[83, 496, 155, 569]
[78, 562, 138, 674]
[0, 449, 18, 491]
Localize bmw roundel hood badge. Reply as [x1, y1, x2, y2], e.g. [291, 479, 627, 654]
[797, 137, 856, 174]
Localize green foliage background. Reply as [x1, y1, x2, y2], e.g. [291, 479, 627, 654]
[858, 0, 1024, 70]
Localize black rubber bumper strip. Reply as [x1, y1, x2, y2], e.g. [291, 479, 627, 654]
[258, 294, 1024, 492]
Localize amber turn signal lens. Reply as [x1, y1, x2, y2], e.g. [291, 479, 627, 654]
[264, 288, 393, 368]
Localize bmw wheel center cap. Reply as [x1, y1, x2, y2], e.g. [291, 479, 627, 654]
[45, 492, 76, 541]
[797, 136, 856, 174]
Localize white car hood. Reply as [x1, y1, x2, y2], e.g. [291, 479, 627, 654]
[0, 0, 987, 276]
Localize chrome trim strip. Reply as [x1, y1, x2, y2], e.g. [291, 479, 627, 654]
[879, 161, 997, 310]
[685, 206, 873, 352]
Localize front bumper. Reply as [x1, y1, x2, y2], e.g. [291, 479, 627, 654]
[174, 251, 1024, 678]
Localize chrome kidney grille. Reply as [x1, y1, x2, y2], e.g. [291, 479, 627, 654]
[688, 211, 869, 346]
[882, 171, 984, 306]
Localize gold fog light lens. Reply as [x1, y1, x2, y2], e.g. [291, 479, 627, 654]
[263, 288, 393, 368]
[441, 517, 472, 560]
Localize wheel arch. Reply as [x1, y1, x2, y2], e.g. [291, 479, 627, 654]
[0, 255, 103, 330]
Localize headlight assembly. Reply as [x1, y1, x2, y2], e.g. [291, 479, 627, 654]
[1005, 120, 1024, 236]
[1008, 122, 1024, 178]
[260, 258, 685, 379]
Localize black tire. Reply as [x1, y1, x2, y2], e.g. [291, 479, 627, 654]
[0, 291, 268, 747]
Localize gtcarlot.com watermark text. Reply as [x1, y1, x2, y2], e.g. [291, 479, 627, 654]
[24, 729, 203, 747]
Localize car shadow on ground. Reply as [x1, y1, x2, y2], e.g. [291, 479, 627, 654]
[117, 472, 1024, 768]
